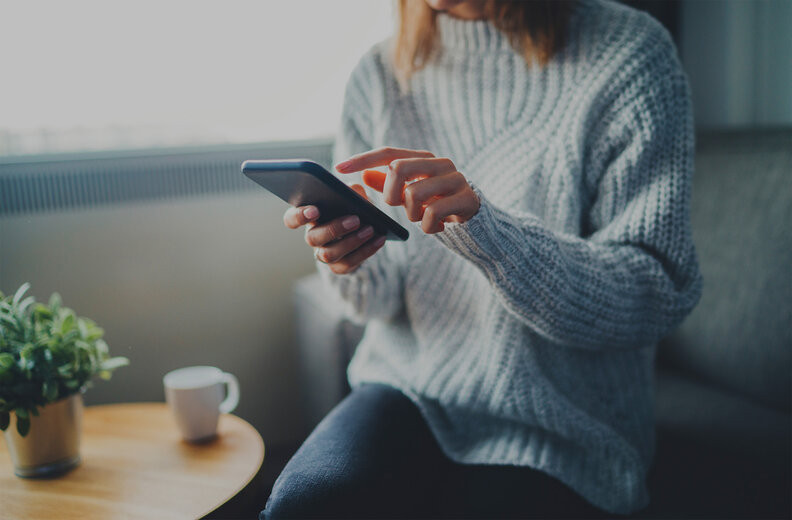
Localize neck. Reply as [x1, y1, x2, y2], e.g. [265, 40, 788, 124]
[444, 0, 487, 20]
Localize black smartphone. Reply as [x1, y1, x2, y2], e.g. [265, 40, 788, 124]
[241, 159, 409, 241]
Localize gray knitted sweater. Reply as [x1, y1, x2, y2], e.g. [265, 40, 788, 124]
[317, 0, 702, 514]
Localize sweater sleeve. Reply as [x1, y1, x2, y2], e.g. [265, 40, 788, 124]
[315, 50, 405, 325]
[434, 40, 702, 350]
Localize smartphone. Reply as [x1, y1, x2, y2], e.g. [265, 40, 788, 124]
[241, 159, 409, 241]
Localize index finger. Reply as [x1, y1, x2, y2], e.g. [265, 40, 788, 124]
[335, 147, 434, 173]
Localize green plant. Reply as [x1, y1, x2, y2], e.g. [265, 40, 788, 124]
[0, 283, 128, 437]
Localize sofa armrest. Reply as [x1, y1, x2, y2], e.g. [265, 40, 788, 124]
[293, 273, 365, 430]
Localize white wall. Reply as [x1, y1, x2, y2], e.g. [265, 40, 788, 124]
[681, 0, 792, 129]
[0, 192, 316, 446]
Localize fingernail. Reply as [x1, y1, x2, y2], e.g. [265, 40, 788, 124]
[357, 226, 373, 239]
[303, 206, 319, 220]
[374, 236, 386, 247]
[342, 215, 360, 230]
[335, 160, 352, 172]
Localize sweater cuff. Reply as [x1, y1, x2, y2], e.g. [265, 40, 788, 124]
[434, 183, 543, 269]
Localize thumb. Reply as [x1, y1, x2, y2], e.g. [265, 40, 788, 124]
[350, 183, 368, 200]
[362, 169, 387, 193]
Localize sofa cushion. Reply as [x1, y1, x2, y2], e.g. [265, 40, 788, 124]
[654, 369, 791, 466]
[642, 369, 791, 518]
[658, 130, 792, 412]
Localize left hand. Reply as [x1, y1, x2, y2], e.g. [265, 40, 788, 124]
[335, 147, 480, 234]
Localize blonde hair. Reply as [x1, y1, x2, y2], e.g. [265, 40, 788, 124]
[394, 0, 575, 89]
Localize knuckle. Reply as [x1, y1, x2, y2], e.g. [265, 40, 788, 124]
[325, 223, 340, 242]
[389, 159, 404, 177]
[323, 247, 343, 264]
[404, 184, 417, 204]
[311, 228, 329, 247]
[442, 158, 455, 170]
[403, 190, 420, 221]
[283, 210, 296, 228]
[335, 220, 352, 238]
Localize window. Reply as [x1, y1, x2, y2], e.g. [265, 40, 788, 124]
[0, 0, 392, 156]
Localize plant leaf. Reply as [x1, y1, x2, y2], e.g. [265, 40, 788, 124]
[0, 288, 129, 428]
[0, 352, 14, 370]
[43, 380, 58, 402]
[77, 319, 88, 340]
[18, 296, 35, 316]
[99, 357, 129, 372]
[33, 303, 52, 319]
[0, 412, 9, 431]
[16, 416, 30, 437]
[61, 313, 75, 335]
[0, 314, 19, 330]
[12, 283, 31, 308]
[85, 323, 104, 341]
[49, 292, 62, 308]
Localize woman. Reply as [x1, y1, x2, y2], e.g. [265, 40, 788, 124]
[264, 0, 701, 517]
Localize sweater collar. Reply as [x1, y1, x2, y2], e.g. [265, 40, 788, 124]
[436, 13, 513, 54]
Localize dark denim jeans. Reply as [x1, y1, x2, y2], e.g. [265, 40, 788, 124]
[261, 383, 607, 519]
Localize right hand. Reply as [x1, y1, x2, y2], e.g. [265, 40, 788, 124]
[283, 184, 387, 274]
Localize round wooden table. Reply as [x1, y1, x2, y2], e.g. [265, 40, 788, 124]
[0, 403, 265, 520]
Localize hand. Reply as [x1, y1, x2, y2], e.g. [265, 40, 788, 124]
[335, 147, 480, 234]
[282, 184, 386, 274]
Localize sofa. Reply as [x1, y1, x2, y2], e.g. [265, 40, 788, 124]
[293, 129, 791, 518]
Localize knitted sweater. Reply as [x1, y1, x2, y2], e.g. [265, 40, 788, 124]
[317, 0, 702, 514]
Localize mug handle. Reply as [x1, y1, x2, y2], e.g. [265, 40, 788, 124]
[219, 372, 240, 414]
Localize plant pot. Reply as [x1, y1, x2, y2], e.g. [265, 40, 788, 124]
[2, 393, 83, 478]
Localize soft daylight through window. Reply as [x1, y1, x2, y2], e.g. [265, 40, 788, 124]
[0, 0, 392, 156]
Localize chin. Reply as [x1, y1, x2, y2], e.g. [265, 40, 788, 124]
[425, 0, 466, 11]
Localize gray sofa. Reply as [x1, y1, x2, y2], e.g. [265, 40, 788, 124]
[293, 129, 791, 518]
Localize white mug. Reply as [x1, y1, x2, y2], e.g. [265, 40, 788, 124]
[163, 366, 239, 442]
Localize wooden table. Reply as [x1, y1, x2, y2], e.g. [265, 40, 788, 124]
[0, 403, 265, 520]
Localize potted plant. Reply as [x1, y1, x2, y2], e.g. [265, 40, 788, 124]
[0, 283, 128, 477]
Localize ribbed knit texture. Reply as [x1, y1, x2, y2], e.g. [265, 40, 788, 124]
[316, 0, 702, 514]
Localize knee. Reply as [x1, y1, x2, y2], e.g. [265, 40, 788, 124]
[260, 466, 358, 520]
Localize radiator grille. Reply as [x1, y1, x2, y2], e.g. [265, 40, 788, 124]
[0, 140, 333, 216]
